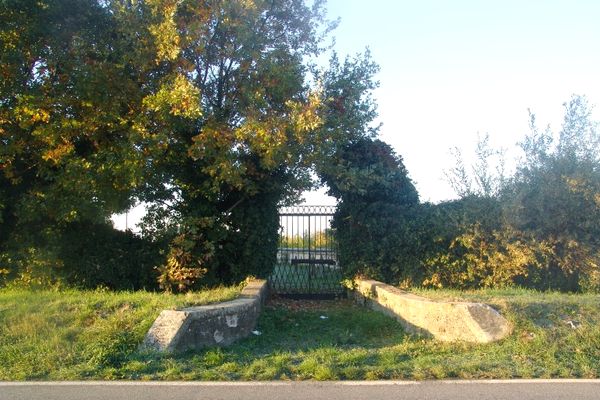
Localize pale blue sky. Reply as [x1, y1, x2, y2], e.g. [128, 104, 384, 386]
[303, 0, 600, 204]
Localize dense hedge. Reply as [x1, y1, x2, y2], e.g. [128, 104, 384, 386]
[210, 191, 281, 285]
[333, 193, 599, 292]
[58, 222, 160, 290]
[0, 221, 159, 290]
[333, 202, 422, 284]
[321, 138, 422, 283]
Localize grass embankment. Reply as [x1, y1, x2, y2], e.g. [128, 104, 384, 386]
[0, 286, 241, 380]
[0, 287, 598, 380]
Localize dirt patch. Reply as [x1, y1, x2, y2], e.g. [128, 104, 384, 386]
[267, 296, 354, 311]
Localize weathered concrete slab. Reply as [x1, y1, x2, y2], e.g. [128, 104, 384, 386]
[142, 279, 268, 352]
[353, 279, 512, 343]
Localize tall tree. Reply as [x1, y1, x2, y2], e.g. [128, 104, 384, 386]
[123, 0, 339, 289]
[1, 0, 383, 290]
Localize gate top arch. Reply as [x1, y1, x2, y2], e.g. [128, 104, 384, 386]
[278, 205, 336, 216]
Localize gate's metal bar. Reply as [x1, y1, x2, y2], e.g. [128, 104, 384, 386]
[271, 205, 342, 298]
[308, 214, 311, 292]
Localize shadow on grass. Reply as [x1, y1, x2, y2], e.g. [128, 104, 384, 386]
[117, 300, 410, 380]
[94, 294, 600, 380]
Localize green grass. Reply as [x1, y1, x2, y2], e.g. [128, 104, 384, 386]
[0, 286, 241, 380]
[1, 287, 599, 380]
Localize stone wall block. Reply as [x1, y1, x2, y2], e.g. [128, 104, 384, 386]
[353, 278, 511, 343]
[142, 279, 269, 352]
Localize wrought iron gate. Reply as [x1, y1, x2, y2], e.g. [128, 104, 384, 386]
[269, 205, 344, 298]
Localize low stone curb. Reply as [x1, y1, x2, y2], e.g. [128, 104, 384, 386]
[353, 279, 512, 343]
[141, 279, 268, 352]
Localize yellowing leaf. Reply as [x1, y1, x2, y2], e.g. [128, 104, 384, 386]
[147, 0, 181, 62]
[143, 74, 201, 118]
[41, 142, 74, 164]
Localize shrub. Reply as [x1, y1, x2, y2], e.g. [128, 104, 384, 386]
[213, 192, 280, 284]
[1, 221, 160, 291]
[334, 202, 422, 284]
[322, 138, 420, 283]
[422, 95, 600, 292]
[504, 95, 600, 292]
[57, 222, 160, 290]
[422, 224, 549, 289]
[150, 188, 281, 291]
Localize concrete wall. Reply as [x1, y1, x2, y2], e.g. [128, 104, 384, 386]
[353, 279, 512, 343]
[142, 279, 268, 353]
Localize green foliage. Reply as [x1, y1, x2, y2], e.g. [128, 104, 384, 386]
[1, 221, 159, 290]
[280, 229, 335, 249]
[504, 95, 600, 291]
[0, 243, 63, 289]
[312, 51, 381, 162]
[1, 0, 382, 290]
[0, 0, 162, 287]
[211, 191, 281, 285]
[58, 222, 160, 291]
[422, 223, 549, 289]
[9, 1, 596, 295]
[156, 218, 215, 293]
[322, 138, 418, 205]
[0, 0, 151, 224]
[445, 133, 507, 198]
[331, 95, 600, 292]
[321, 138, 420, 283]
[132, 0, 371, 290]
[430, 95, 600, 292]
[333, 202, 422, 284]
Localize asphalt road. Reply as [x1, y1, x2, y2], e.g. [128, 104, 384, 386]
[1, 380, 599, 400]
